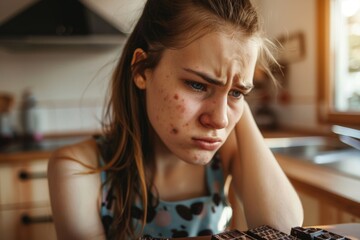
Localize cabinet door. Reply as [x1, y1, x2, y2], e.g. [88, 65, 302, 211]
[0, 159, 49, 207]
[340, 212, 360, 223]
[0, 206, 56, 240]
[296, 186, 360, 225]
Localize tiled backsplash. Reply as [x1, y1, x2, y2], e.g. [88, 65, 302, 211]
[7, 104, 103, 135]
[0, 46, 122, 135]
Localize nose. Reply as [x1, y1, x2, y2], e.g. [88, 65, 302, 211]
[199, 98, 229, 129]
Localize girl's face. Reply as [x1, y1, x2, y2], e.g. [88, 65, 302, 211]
[138, 31, 258, 165]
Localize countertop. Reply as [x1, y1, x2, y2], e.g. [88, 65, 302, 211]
[0, 135, 91, 163]
[275, 153, 360, 216]
[261, 130, 360, 208]
[316, 223, 360, 239]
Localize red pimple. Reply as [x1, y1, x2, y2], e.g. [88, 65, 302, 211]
[171, 128, 178, 134]
[176, 104, 185, 113]
[174, 94, 179, 100]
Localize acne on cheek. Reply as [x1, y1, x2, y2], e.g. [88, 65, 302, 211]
[171, 128, 179, 134]
[168, 95, 188, 134]
[170, 123, 179, 135]
[174, 95, 186, 113]
[176, 104, 185, 113]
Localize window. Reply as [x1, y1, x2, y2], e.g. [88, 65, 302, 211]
[318, 0, 360, 126]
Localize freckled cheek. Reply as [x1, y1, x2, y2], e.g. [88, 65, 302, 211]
[170, 96, 191, 116]
[175, 104, 186, 114]
[167, 98, 194, 135]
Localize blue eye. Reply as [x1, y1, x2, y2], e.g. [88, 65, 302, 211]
[185, 81, 207, 92]
[229, 90, 244, 99]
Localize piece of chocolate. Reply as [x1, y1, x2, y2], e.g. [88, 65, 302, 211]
[291, 226, 324, 240]
[291, 226, 351, 240]
[313, 231, 348, 240]
[246, 225, 298, 240]
[211, 229, 256, 240]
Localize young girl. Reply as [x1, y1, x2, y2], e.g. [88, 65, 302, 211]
[48, 0, 304, 239]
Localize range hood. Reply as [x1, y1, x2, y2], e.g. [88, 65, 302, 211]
[0, 0, 127, 46]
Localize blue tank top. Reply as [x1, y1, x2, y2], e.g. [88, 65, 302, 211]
[96, 137, 232, 238]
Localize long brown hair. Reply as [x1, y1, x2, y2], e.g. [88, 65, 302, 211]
[100, 0, 276, 239]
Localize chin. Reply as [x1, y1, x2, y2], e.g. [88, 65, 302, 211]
[184, 151, 216, 165]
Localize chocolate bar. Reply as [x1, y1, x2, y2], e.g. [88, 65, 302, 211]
[139, 237, 169, 240]
[291, 226, 324, 240]
[211, 229, 256, 240]
[139, 225, 350, 240]
[291, 226, 350, 240]
[246, 225, 298, 240]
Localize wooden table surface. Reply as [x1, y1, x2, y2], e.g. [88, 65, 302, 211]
[316, 223, 360, 239]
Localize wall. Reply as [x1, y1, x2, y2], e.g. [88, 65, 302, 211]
[254, 0, 326, 131]
[0, 46, 121, 134]
[0, 0, 144, 135]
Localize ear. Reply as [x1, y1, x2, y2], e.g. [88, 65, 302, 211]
[131, 48, 148, 90]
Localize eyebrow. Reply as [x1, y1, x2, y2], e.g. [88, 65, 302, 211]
[183, 68, 254, 92]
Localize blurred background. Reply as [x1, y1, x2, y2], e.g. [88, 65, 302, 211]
[0, 0, 359, 239]
[0, 0, 359, 137]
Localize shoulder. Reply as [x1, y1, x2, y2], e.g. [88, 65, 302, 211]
[47, 137, 101, 202]
[47, 138, 106, 239]
[48, 138, 99, 170]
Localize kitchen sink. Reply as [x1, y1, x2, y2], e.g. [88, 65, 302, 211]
[266, 136, 360, 180]
[267, 136, 350, 160]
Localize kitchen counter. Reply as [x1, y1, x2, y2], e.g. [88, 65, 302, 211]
[264, 133, 360, 221]
[316, 223, 360, 239]
[275, 153, 360, 216]
[0, 135, 91, 163]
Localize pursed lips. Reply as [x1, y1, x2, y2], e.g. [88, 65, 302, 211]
[191, 137, 222, 151]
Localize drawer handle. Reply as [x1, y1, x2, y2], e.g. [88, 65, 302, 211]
[18, 170, 47, 180]
[21, 214, 53, 225]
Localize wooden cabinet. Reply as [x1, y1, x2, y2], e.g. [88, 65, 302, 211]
[274, 153, 360, 227]
[0, 206, 55, 240]
[0, 158, 56, 240]
[296, 185, 360, 226]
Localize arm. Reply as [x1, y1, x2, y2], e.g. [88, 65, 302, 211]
[47, 139, 106, 240]
[230, 103, 303, 233]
